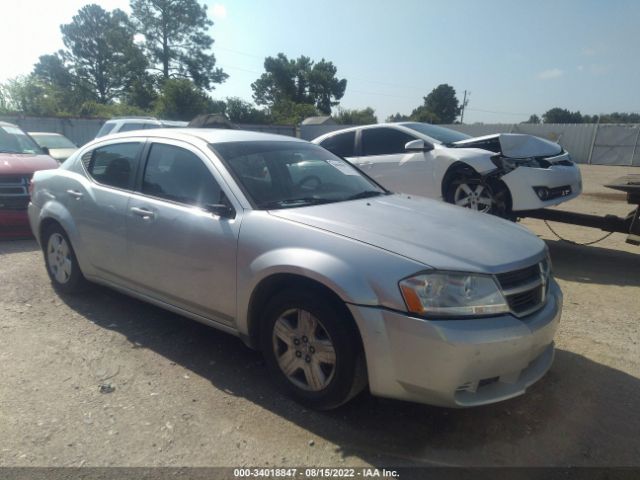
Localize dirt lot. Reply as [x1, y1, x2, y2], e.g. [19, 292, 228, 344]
[1, 165, 639, 467]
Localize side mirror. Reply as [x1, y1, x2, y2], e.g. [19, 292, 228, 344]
[204, 203, 236, 219]
[405, 139, 434, 152]
[41, 146, 50, 156]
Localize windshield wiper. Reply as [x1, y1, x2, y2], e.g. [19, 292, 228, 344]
[345, 190, 385, 200]
[0, 149, 22, 154]
[258, 197, 336, 209]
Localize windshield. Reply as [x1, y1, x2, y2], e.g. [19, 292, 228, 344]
[30, 134, 77, 149]
[401, 122, 471, 145]
[0, 125, 43, 154]
[211, 141, 387, 209]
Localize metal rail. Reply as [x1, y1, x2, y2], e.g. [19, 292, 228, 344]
[519, 175, 640, 246]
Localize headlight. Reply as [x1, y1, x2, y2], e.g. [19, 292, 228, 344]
[399, 272, 509, 317]
[491, 156, 550, 172]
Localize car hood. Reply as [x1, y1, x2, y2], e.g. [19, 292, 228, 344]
[269, 194, 546, 273]
[452, 133, 562, 158]
[47, 148, 77, 162]
[0, 153, 59, 175]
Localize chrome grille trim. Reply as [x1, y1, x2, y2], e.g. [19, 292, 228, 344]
[495, 260, 549, 318]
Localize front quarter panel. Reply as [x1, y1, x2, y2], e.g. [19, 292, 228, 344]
[235, 211, 427, 336]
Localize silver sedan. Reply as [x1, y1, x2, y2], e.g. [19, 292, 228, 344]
[28, 129, 562, 409]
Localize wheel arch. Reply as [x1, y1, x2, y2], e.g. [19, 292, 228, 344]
[244, 273, 365, 353]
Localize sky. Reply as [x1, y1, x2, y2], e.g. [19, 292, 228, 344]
[1, 0, 639, 123]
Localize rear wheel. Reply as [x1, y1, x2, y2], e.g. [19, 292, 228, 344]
[260, 288, 367, 410]
[43, 224, 88, 294]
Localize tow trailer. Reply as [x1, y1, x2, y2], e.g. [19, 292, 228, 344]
[519, 175, 640, 246]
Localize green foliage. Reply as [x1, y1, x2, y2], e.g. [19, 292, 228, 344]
[153, 79, 222, 121]
[420, 84, 460, 124]
[523, 114, 541, 124]
[409, 105, 441, 123]
[225, 97, 270, 124]
[251, 53, 346, 114]
[269, 100, 318, 125]
[130, 0, 227, 89]
[77, 101, 147, 118]
[0, 76, 74, 116]
[333, 107, 377, 125]
[542, 108, 583, 124]
[386, 113, 410, 123]
[123, 74, 159, 110]
[60, 4, 147, 103]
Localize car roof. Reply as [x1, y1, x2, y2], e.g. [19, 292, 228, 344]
[0, 121, 20, 128]
[28, 132, 66, 136]
[91, 128, 306, 145]
[313, 122, 416, 141]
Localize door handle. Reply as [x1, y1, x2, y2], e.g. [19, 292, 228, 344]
[130, 207, 155, 219]
[66, 189, 83, 199]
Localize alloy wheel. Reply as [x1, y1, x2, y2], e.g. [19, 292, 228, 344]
[453, 182, 494, 213]
[47, 233, 72, 284]
[272, 308, 337, 391]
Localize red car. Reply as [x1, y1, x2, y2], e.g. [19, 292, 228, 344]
[0, 122, 59, 238]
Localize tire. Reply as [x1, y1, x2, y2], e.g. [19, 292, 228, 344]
[445, 173, 511, 218]
[260, 288, 367, 410]
[42, 223, 89, 294]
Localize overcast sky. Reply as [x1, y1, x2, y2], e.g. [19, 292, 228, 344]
[2, 0, 639, 123]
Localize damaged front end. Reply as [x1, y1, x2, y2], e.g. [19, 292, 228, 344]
[450, 133, 582, 211]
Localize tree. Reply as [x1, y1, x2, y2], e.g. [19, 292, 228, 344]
[333, 107, 377, 125]
[386, 113, 410, 123]
[130, 0, 227, 90]
[0, 75, 71, 116]
[60, 4, 147, 103]
[270, 99, 318, 125]
[154, 79, 222, 121]
[542, 108, 583, 124]
[32, 53, 93, 112]
[409, 105, 440, 123]
[420, 84, 461, 124]
[251, 53, 347, 114]
[523, 114, 541, 124]
[225, 97, 270, 124]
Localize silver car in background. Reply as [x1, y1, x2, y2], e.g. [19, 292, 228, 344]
[28, 129, 562, 409]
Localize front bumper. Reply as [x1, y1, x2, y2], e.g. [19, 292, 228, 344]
[502, 164, 582, 211]
[0, 209, 32, 238]
[348, 280, 562, 407]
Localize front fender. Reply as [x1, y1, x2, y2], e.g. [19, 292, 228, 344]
[236, 247, 381, 335]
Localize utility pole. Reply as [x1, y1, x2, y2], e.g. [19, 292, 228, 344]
[460, 90, 470, 124]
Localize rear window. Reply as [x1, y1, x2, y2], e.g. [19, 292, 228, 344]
[320, 131, 356, 157]
[95, 123, 116, 138]
[118, 122, 148, 133]
[83, 142, 142, 190]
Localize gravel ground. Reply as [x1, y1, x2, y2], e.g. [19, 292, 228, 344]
[0, 165, 638, 467]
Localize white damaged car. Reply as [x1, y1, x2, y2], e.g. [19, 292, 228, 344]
[313, 122, 582, 217]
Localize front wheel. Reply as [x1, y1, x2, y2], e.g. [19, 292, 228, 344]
[260, 288, 367, 410]
[448, 177, 496, 213]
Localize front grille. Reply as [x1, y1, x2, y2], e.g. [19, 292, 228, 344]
[0, 175, 31, 210]
[496, 263, 547, 317]
[554, 160, 574, 166]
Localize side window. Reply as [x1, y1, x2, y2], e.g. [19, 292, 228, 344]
[118, 122, 147, 133]
[142, 143, 222, 207]
[361, 128, 416, 156]
[95, 122, 116, 138]
[85, 142, 141, 190]
[320, 131, 355, 157]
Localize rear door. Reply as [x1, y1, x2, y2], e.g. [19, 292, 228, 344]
[126, 139, 241, 325]
[71, 140, 144, 282]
